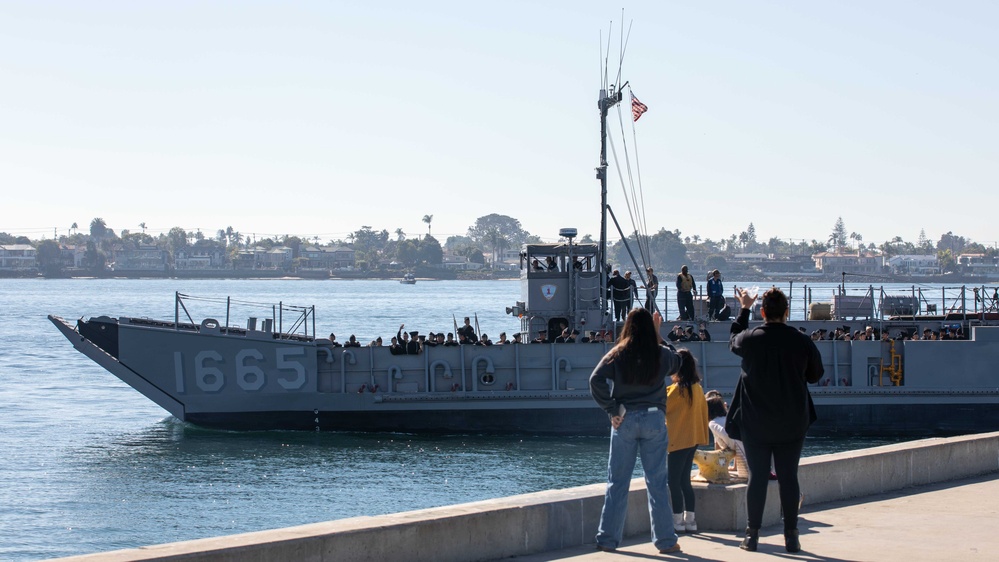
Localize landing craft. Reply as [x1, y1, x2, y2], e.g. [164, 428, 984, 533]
[50, 34, 999, 436]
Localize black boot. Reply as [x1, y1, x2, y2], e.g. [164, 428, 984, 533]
[740, 527, 759, 551]
[784, 529, 800, 553]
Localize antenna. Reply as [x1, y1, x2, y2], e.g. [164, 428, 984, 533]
[614, 16, 633, 88]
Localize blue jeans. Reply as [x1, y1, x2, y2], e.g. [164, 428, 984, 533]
[595, 407, 678, 551]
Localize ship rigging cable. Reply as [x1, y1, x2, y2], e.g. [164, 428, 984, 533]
[601, 17, 653, 274]
[607, 89, 652, 271]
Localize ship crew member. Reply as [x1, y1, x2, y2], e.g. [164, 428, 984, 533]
[328, 333, 343, 347]
[389, 336, 405, 355]
[625, 271, 639, 311]
[511, 333, 522, 344]
[532, 329, 549, 343]
[706, 270, 724, 321]
[608, 270, 631, 321]
[675, 265, 697, 320]
[423, 332, 438, 348]
[406, 331, 421, 354]
[444, 332, 459, 346]
[555, 327, 572, 343]
[457, 316, 478, 344]
[727, 287, 823, 553]
[496, 332, 508, 345]
[643, 267, 659, 313]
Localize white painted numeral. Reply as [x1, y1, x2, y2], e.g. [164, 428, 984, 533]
[235, 349, 266, 391]
[174, 351, 185, 393]
[194, 350, 225, 392]
[276, 347, 307, 390]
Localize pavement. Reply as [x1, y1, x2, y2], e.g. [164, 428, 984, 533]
[502, 473, 999, 562]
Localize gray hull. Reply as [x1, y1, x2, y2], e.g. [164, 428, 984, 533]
[50, 313, 999, 436]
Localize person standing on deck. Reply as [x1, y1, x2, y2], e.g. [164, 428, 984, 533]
[676, 265, 697, 320]
[642, 267, 659, 313]
[706, 269, 724, 321]
[457, 316, 478, 344]
[625, 271, 639, 312]
[609, 270, 631, 321]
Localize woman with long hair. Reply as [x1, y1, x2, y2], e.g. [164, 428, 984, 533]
[589, 308, 683, 554]
[666, 349, 709, 532]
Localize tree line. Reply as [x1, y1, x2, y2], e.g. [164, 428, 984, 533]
[2, 215, 994, 277]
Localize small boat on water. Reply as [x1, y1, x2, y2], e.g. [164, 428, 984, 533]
[50, 30, 999, 437]
[400, 273, 416, 284]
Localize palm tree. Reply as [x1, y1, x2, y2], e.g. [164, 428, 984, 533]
[422, 214, 433, 237]
[139, 222, 147, 234]
[70, 222, 78, 236]
[484, 227, 507, 267]
[850, 232, 862, 251]
[395, 228, 406, 242]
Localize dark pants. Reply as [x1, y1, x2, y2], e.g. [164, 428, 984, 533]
[645, 291, 658, 312]
[677, 291, 694, 320]
[667, 446, 698, 514]
[613, 299, 629, 321]
[707, 294, 724, 319]
[743, 434, 805, 531]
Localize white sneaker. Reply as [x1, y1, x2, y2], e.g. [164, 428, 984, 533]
[673, 513, 685, 533]
[683, 511, 698, 533]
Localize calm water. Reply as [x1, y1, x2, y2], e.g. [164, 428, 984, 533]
[0, 278, 934, 561]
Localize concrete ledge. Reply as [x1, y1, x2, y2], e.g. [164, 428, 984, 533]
[49, 432, 999, 562]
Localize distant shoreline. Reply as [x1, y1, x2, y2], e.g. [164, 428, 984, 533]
[2, 270, 997, 285]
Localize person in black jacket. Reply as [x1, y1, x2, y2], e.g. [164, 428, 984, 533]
[727, 287, 823, 553]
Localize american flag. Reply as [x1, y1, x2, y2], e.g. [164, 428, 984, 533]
[631, 94, 648, 122]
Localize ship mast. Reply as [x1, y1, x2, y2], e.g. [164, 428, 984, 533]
[597, 85, 622, 332]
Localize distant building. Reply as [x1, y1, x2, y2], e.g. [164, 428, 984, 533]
[262, 247, 293, 269]
[439, 252, 482, 271]
[112, 244, 168, 272]
[0, 244, 37, 271]
[957, 253, 998, 276]
[757, 255, 820, 275]
[888, 255, 940, 276]
[301, 245, 355, 270]
[59, 244, 86, 269]
[811, 252, 883, 275]
[174, 247, 227, 270]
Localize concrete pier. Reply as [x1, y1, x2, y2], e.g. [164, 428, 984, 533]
[46, 432, 999, 562]
[508, 473, 999, 561]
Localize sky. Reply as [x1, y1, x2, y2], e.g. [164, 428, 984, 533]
[2, 1, 996, 248]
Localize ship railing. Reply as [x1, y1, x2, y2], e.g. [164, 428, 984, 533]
[787, 283, 999, 323]
[974, 285, 999, 313]
[173, 292, 316, 339]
